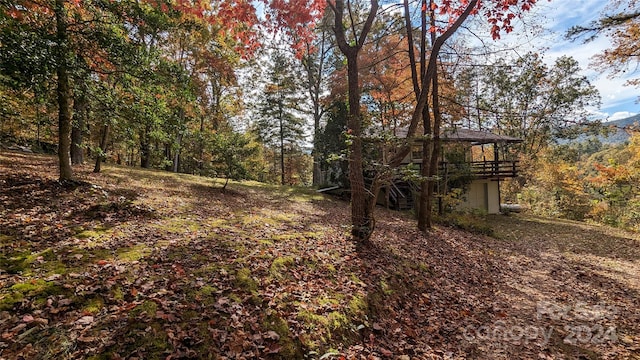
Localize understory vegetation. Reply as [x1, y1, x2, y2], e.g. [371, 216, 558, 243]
[514, 133, 640, 231]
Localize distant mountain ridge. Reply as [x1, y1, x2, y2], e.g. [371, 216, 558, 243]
[598, 114, 640, 144]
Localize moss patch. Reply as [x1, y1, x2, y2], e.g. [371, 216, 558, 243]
[1, 280, 63, 310]
[235, 268, 258, 293]
[117, 244, 152, 262]
[263, 312, 301, 359]
[130, 300, 158, 318]
[269, 256, 294, 279]
[75, 226, 110, 240]
[83, 297, 105, 314]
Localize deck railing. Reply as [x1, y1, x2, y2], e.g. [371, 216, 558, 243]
[438, 160, 519, 179]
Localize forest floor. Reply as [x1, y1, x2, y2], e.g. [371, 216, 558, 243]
[0, 150, 639, 360]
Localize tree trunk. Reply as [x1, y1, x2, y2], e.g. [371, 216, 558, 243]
[426, 68, 442, 227]
[70, 120, 84, 165]
[164, 143, 172, 171]
[305, 33, 329, 187]
[329, 0, 379, 243]
[279, 103, 285, 185]
[55, 0, 73, 181]
[172, 132, 182, 173]
[93, 124, 109, 173]
[71, 88, 88, 165]
[312, 104, 323, 185]
[417, 107, 433, 231]
[418, 1, 438, 231]
[198, 115, 205, 174]
[345, 50, 373, 242]
[418, 67, 442, 231]
[140, 126, 151, 168]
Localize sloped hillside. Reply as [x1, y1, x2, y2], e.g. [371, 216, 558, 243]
[1, 151, 638, 359]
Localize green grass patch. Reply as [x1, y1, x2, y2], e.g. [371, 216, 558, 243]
[327, 311, 349, 331]
[298, 310, 330, 329]
[130, 300, 158, 318]
[121, 322, 170, 360]
[0, 248, 59, 275]
[347, 294, 368, 317]
[323, 263, 337, 275]
[379, 280, 394, 295]
[112, 286, 124, 301]
[198, 285, 217, 296]
[0, 234, 14, 247]
[0, 251, 33, 274]
[318, 295, 342, 307]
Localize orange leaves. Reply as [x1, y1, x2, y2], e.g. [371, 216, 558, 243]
[6, 7, 23, 20]
[590, 162, 633, 187]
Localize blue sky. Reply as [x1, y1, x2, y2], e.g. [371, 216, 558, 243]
[541, 0, 640, 121]
[458, 0, 639, 121]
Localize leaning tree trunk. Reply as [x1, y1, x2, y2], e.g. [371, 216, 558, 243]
[55, 0, 73, 181]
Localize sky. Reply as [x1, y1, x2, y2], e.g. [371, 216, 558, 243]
[533, 0, 640, 121]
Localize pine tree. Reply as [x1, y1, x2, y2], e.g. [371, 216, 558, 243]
[255, 50, 308, 185]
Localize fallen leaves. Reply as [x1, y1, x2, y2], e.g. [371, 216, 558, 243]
[75, 316, 94, 326]
[1, 151, 639, 359]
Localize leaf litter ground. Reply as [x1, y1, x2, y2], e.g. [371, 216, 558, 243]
[0, 151, 638, 359]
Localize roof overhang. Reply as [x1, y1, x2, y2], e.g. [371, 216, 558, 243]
[440, 128, 523, 145]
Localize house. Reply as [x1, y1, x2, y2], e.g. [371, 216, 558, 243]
[387, 128, 522, 214]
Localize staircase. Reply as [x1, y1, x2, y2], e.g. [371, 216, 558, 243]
[388, 180, 416, 210]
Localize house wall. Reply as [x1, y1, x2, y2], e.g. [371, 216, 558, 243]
[458, 179, 501, 214]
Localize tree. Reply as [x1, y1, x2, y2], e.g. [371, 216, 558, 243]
[300, 15, 335, 186]
[2, 0, 140, 179]
[327, 0, 379, 243]
[255, 50, 308, 185]
[567, 1, 640, 88]
[394, 0, 540, 231]
[53, 0, 73, 180]
[210, 131, 260, 191]
[316, 100, 349, 186]
[462, 53, 600, 157]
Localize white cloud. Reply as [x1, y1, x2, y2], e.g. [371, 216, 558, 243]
[609, 111, 638, 121]
[457, 1, 640, 115]
[524, 1, 640, 113]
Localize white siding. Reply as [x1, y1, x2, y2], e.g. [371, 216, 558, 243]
[458, 180, 500, 214]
